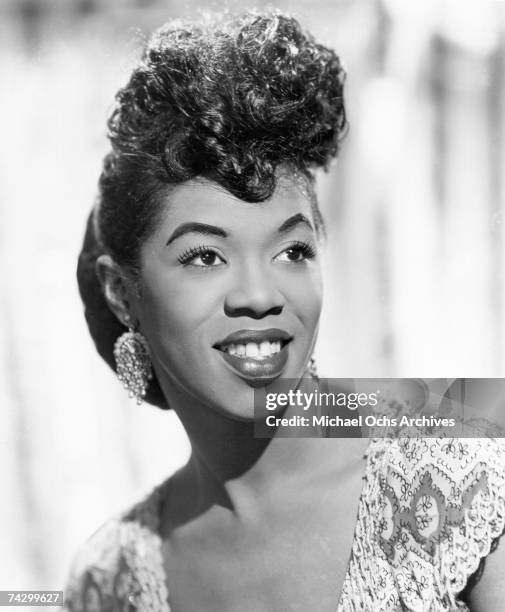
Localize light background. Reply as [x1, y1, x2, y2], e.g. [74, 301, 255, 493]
[1, 0, 505, 595]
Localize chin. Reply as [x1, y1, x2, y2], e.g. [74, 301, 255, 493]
[205, 354, 308, 422]
[159, 339, 310, 421]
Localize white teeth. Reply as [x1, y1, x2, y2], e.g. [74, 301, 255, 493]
[245, 342, 259, 357]
[223, 340, 285, 358]
[259, 341, 271, 357]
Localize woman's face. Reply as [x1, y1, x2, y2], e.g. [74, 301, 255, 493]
[132, 175, 323, 420]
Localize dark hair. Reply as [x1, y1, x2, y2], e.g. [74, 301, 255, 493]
[77, 11, 347, 409]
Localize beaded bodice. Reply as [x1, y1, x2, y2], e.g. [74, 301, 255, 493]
[63, 437, 505, 611]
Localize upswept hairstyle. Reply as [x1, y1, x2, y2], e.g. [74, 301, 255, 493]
[78, 11, 347, 409]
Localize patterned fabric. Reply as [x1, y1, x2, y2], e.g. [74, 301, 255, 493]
[339, 437, 505, 611]
[63, 438, 505, 611]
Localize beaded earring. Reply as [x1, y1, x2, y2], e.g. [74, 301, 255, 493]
[113, 317, 152, 405]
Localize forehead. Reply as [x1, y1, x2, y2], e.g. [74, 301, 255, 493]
[155, 178, 315, 234]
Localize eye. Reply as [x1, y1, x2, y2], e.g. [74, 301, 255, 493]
[178, 246, 226, 267]
[275, 241, 317, 263]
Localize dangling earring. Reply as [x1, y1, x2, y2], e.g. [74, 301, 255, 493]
[113, 318, 152, 405]
[308, 355, 319, 381]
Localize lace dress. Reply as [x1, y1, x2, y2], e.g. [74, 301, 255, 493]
[63, 437, 505, 611]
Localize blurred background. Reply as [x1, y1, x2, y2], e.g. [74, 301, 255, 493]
[1, 0, 505, 596]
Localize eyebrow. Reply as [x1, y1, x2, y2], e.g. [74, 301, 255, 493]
[166, 222, 228, 245]
[277, 213, 314, 234]
[166, 213, 313, 246]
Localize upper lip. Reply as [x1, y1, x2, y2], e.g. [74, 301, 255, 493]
[214, 328, 292, 350]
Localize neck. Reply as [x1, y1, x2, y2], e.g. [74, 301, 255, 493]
[157, 375, 369, 533]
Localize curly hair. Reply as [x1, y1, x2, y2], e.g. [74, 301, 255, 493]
[78, 11, 348, 409]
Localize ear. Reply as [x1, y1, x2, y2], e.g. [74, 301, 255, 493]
[95, 254, 135, 327]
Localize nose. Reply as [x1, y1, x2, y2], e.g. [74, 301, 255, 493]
[224, 263, 285, 319]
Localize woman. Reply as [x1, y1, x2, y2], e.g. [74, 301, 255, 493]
[65, 11, 505, 611]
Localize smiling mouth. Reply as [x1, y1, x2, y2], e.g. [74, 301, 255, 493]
[218, 339, 287, 359]
[213, 329, 292, 384]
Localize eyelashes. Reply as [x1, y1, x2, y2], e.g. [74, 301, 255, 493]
[283, 240, 317, 260]
[177, 245, 222, 266]
[176, 240, 317, 267]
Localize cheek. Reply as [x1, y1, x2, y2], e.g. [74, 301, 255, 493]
[285, 265, 323, 326]
[134, 270, 223, 361]
[134, 283, 198, 355]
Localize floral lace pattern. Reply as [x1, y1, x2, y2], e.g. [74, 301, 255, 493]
[338, 437, 505, 611]
[63, 438, 505, 611]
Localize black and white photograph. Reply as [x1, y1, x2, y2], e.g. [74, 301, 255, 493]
[2, 0, 505, 610]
